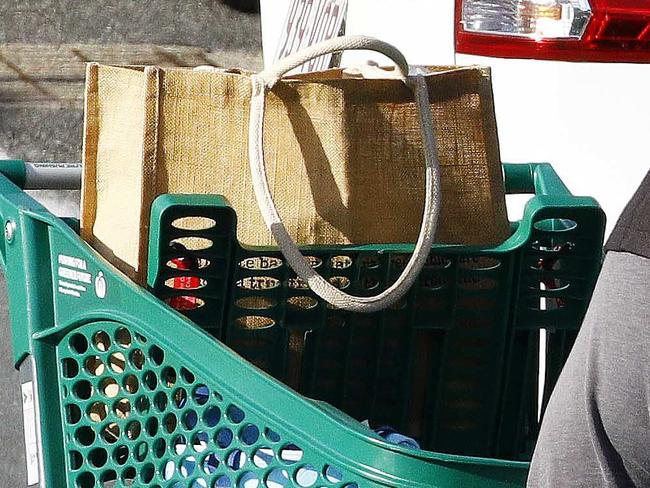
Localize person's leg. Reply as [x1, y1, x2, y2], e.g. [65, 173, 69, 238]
[528, 251, 650, 487]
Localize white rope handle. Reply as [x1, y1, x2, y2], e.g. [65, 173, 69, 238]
[260, 35, 409, 87]
[248, 35, 441, 313]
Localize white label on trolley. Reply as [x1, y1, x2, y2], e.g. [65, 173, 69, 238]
[57, 254, 92, 298]
[21, 381, 40, 485]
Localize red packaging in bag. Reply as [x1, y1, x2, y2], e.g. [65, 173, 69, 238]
[168, 244, 200, 310]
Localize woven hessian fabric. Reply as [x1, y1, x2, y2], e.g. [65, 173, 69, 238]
[81, 64, 509, 284]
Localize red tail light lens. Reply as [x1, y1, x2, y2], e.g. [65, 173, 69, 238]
[456, 0, 650, 62]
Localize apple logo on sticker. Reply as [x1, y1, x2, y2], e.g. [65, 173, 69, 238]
[95, 271, 107, 299]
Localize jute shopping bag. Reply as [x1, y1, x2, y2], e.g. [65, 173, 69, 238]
[81, 36, 509, 288]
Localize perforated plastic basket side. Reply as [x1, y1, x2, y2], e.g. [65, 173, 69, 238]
[147, 163, 605, 459]
[0, 166, 535, 488]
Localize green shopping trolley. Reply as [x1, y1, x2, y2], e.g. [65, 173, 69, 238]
[0, 160, 604, 487]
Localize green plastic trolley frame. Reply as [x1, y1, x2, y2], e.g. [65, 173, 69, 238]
[0, 160, 604, 488]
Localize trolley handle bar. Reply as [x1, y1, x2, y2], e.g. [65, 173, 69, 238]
[503, 162, 572, 197]
[0, 160, 82, 190]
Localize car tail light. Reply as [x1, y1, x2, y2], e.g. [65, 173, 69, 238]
[456, 0, 650, 62]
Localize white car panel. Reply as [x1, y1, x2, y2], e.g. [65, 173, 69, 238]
[458, 54, 650, 236]
[342, 0, 455, 67]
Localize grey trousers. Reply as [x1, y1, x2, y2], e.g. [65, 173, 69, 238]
[528, 251, 650, 487]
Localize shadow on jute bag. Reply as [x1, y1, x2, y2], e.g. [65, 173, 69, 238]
[81, 63, 509, 284]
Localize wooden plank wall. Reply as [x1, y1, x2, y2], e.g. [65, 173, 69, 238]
[0, 43, 262, 106]
[0, 43, 260, 162]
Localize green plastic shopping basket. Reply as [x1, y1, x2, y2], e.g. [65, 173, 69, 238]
[0, 160, 604, 488]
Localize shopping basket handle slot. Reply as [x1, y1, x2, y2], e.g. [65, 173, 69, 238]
[248, 35, 441, 313]
[0, 160, 82, 190]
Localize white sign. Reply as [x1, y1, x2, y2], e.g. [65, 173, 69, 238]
[21, 382, 39, 485]
[275, 0, 348, 74]
[57, 254, 106, 299]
